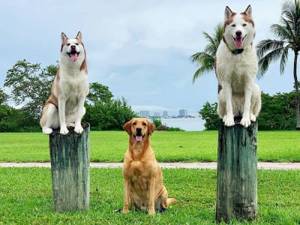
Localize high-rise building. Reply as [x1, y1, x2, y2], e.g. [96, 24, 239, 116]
[178, 109, 188, 118]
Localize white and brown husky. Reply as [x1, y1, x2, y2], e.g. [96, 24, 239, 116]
[40, 32, 89, 135]
[216, 5, 261, 128]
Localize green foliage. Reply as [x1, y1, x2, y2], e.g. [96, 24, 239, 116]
[4, 60, 57, 121]
[257, 0, 300, 128]
[0, 88, 8, 105]
[85, 98, 136, 131]
[1, 60, 136, 131]
[199, 92, 297, 130]
[199, 102, 220, 130]
[87, 82, 113, 104]
[259, 92, 297, 130]
[191, 24, 224, 82]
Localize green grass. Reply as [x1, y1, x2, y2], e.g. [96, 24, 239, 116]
[0, 131, 299, 162]
[0, 168, 299, 225]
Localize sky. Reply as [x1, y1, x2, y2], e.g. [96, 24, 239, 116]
[0, 0, 295, 115]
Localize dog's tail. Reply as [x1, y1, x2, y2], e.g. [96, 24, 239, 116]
[166, 198, 176, 207]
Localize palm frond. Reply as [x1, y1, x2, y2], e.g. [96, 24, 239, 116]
[258, 47, 285, 76]
[192, 66, 213, 83]
[256, 39, 285, 58]
[271, 24, 293, 40]
[280, 46, 290, 74]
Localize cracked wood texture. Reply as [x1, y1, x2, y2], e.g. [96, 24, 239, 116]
[49, 124, 90, 212]
[216, 120, 258, 223]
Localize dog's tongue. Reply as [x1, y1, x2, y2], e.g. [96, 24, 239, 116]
[70, 53, 78, 62]
[135, 136, 143, 142]
[234, 38, 243, 49]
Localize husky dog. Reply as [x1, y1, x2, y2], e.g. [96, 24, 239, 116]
[216, 5, 261, 128]
[40, 32, 89, 134]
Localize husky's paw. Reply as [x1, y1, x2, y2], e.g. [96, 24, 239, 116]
[250, 114, 256, 122]
[74, 125, 84, 134]
[223, 114, 235, 127]
[42, 127, 53, 134]
[60, 126, 69, 135]
[240, 117, 251, 127]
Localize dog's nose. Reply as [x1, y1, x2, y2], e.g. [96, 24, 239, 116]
[136, 128, 142, 135]
[236, 31, 242, 37]
[71, 45, 76, 49]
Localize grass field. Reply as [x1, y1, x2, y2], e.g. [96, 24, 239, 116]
[0, 131, 299, 162]
[0, 168, 299, 225]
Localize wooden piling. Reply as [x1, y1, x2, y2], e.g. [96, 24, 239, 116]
[216, 119, 258, 223]
[49, 124, 90, 212]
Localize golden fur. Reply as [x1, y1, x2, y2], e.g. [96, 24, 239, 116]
[122, 118, 176, 215]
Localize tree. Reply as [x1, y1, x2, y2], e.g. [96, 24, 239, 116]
[4, 60, 57, 120]
[199, 92, 297, 130]
[199, 102, 221, 130]
[0, 88, 7, 105]
[257, 0, 300, 129]
[87, 82, 113, 104]
[191, 24, 224, 82]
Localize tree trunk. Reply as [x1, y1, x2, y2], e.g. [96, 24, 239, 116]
[216, 119, 258, 223]
[293, 51, 300, 130]
[49, 124, 90, 212]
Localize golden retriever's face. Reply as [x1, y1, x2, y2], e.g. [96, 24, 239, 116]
[123, 118, 155, 142]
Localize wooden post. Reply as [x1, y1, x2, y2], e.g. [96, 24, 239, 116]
[49, 124, 90, 212]
[216, 119, 258, 223]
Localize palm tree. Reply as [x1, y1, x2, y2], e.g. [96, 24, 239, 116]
[191, 24, 224, 83]
[257, 0, 300, 129]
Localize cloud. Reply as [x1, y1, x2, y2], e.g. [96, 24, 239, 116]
[0, 0, 294, 113]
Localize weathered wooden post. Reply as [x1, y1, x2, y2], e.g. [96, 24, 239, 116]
[216, 118, 258, 223]
[49, 124, 90, 212]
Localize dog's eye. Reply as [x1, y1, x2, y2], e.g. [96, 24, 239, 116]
[67, 43, 71, 46]
[242, 23, 247, 27]
[75, 43, 79, 46]
[132, 122, 137, 126]
[231, 24, 236, 27]
[142, 122, 146, 126]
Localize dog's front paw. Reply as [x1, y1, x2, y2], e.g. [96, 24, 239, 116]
[148, 209, 155, 216]
[74, 125, 84, 134]
[240, 117, 251, 127]
[223, 114, 235, 127]
[60, 126, 69, 135]
[122, 208, 129, 214]
[42, 127, 53, 135]
[250, 114, 256, 122]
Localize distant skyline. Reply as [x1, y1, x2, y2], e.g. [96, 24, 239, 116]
[0, 0, 295, 113]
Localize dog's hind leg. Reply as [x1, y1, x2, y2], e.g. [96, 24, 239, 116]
[40, 104, 59, 134]
[250, 84, 262, 121]
[217, 89, 226, 119]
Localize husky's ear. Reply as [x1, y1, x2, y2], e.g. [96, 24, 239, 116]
[225, 6, 234, 20]
[61, 32, 68, 44]
[123, 119, 132, 135]
[76, 31, 82, 42]
[243, 5, 252, 17]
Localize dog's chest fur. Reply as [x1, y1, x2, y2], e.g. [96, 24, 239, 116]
[216, 41, 258, 93]
[58, 67, 88, 109]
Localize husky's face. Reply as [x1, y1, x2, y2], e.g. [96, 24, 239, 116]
[60, 32, 85, 64]
[223, 5, 255, 50]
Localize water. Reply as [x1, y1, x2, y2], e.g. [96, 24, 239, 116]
[161, 117, 204, 131]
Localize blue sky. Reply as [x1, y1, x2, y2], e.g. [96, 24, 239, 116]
[0, 0, 295, 115]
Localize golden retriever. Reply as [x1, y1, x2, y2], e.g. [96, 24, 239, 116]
[122, 118, 176, 215]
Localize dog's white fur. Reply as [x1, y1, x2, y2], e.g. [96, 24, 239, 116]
[216, 5, 261, 127]
[40, 32, 89, 135]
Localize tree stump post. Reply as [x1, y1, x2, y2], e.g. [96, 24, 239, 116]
[216, 119, 258, 223]
[49, 124, 90, 212]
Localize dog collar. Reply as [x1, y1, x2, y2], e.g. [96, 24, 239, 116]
[223, 37, 244, 55]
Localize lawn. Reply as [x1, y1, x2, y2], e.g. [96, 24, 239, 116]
[0, 168, 299, 225]
[0, 131, 299, 162]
